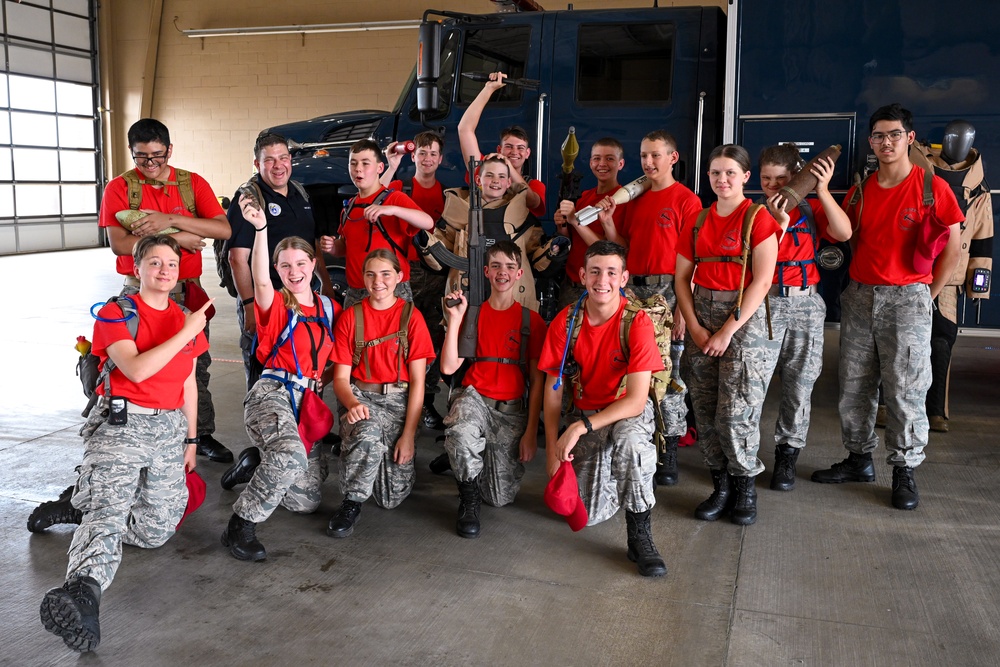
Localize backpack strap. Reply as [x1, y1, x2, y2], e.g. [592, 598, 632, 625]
[98, 296, 139, 397]
[289, 180, 310, 202]
[174, 169, 197, 215]
[468, 304, 532, 391]
[613, 299, 640, 399]
[121, 168, 196, 215]
[351, 300, 412, 382]
[399, 177, 413, 197]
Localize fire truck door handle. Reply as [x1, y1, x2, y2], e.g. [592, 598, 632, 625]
[536, 93, 547, 183]
[694, 91, 707, 196]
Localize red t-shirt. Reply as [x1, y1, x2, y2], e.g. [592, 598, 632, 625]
[390, 178, 445, 262]
[332, 298, 436, 384]
[844, 166, 964, 286]
[621, 181, 703, 276]
[564, 186, 627, 283]
[678, 199, 781, 291]
[538, 297, 663, 411]
[339, 188, 423, 288]
[255, 296, 340, 379]
[773, 199, 834, 287]
[462, 301, 547, 402]
[98, 167, 225, 279]
[92, 294, 208, 410]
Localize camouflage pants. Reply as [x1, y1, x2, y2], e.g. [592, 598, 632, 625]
[67, 407, 188, 590]
[682, 295, 778, 476]
[443, 386, 527, 507]
[342, 280, 413, 310]
[236, 299, 264, 394]
[569, 399, 656, 526]
[121, 282, 215, 435]
[839, 282, 932, 467]
[631, 280, 688, 438]
[233, 379, 327, 523]
[762, 292, 826, 449]
[339, 385, 414, 508]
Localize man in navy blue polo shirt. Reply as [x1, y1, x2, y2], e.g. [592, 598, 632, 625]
[227, 132, 334, 390]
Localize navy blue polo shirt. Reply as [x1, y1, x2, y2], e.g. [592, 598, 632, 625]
[228, 175, 319, 289]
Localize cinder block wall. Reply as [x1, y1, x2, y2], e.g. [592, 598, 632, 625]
[102, 0, 725, 199]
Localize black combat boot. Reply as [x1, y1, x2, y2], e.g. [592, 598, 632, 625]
[770, 444, 800, 491]
[456, 479, 482, 539]
[810, 452, 876, 484]
[653, 436, 679, 486]
[220, 447, 261, 490]
[625, 510, 667, 577]
[327, 499, 362, 538]
[694, 468, 731, 521]
[196, 434, 234, 463]
[422, 401, 446, 431]
[891, 466, 919, 510]
[27, 486, 82, 533]
[730, 475, 758, 525]
[40, 574, 102, 652]
[429, 452, 452, 475]
[221, 513, 266, 561]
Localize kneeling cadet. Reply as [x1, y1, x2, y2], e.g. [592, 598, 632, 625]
[540, 241, 667, 577]
[222, 193, 339, 562]
[328, 249, 435, 537]
[440, 240, 547, 538]
[40, 236, 211, 652]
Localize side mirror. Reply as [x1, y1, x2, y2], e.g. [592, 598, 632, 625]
[417, 21, 442, 113]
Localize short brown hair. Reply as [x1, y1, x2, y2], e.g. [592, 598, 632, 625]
[133, 235, 181, 265]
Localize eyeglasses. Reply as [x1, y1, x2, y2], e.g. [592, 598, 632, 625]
[131, 151, 168, 165]
[869, 130, 906, 144]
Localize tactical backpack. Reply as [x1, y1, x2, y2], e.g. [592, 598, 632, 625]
[562, 289, 673, 451]
[78, 297, 139, 418]
[351, 300, 414, 383]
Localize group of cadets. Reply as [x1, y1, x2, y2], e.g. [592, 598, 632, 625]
[33, 93, 965, 653]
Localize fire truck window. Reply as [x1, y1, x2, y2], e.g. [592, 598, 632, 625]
[577, 23, 674, 103]
[457, 26, 530, 105]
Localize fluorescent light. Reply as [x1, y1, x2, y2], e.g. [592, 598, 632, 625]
[182, 20, 421, 39]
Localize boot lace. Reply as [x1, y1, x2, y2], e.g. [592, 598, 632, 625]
[892, 468, 916, 493]
[458, 482, 481, 516]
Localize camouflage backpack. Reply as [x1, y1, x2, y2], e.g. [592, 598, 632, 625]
[564, 289, 673, 448]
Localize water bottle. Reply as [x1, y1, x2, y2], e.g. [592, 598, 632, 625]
[669, 339, 686, 393]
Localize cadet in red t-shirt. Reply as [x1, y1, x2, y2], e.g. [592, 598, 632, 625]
[539, 241, 667, 577]
[458, 71, 546, 218]
[220, 194, 341, 562]
[321, 140, 434, 309]
[674, 144, 780, 526]
[98, 118, 232, 463]
[381, 130, 450, 431]
[40, 236, 211, 654]
[328, 250, 436, 537]
[620, 131, 704, 487]
[811, 104, 963, 511]
[438, 240, 547, 538]
[553, 137, 628, 309]
[755, 143, 852, 493]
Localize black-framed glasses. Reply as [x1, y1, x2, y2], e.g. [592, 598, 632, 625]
[870, 130, 906, 144]
[131, 151, 168, 164]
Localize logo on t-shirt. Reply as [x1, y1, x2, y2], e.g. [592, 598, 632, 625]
[656, 207, 677, 230]
[898, 207, 920, 232]
[609, 347, 627, 371]
[721, 229, 741, 253]
[504, 329, 520, 354]
[269, 203, 282, 216]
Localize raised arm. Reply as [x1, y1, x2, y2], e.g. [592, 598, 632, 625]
[811, 156, 852, 242]
[241, 194, 276, 313]
[458, 72, 507, 174]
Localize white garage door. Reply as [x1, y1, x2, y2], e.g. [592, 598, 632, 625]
[0, 0, 101, 254]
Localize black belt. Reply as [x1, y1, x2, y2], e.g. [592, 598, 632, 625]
[631, 274, 674, 287]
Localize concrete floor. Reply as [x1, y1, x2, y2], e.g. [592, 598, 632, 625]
[3, 248, 1000, 667]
